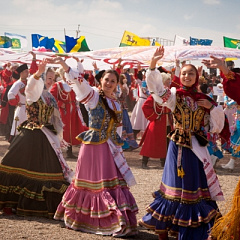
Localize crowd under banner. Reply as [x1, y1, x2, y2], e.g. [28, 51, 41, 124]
[0, 45, 240, 70]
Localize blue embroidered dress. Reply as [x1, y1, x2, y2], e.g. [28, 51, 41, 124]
[139, 69, 225, 240]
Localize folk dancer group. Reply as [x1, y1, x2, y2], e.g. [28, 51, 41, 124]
[0, 48, 239, 239]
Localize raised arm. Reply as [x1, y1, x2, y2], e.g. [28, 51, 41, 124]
[25, 59, 47, 104]
[201, 56, 229, 75]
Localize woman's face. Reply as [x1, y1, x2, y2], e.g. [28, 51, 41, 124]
[45, 72, 55, 89]
[180, 65, 196, 87]
[100, 73, 118, 96]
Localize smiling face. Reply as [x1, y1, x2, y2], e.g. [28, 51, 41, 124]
[100, 72, 118, 97]
[180, 65, 197, 87]
[45, 71, 55, 90]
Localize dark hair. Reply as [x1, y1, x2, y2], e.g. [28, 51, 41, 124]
[95, 70, 105, 83]
[84, 73, 89, 80]
[157, 66, 170, 74]
[101, 69, 119, 83]
[226, 60, 234, 67]
[200, 83, 209, 94]
[137, 71, 143, 81]
[232, 68, 240, 73]
[99, 69, 119, 123]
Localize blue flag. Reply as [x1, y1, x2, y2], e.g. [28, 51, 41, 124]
[65, 35, 90, 53]
[190, 37, 212, 46]
[32, 34, 55, 51]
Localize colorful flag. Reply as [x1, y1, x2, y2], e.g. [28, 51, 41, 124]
[32, 34, 55, 51]
[0, 36, 12, 48]
[190, 37, 212, 46]
[174, 35, 189, 46]
[53, 39, 66, 53]
[65, 35, 90, 53]
[223, 36, 240, 49]
[4, 32, 28, 49]
[119, 31, 151, 47]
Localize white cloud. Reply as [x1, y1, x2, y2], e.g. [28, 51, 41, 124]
[202, 0, 220, 5]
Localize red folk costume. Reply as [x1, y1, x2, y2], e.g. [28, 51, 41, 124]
[50, 80, 88, 146]
[0, 67, 12, 125]
[221, 70, 240, 104]
[139, 95, 170, 159]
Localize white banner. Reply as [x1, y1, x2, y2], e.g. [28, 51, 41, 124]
[0, 45, 240, 70]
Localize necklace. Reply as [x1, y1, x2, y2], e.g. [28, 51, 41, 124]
[57, 82, 69, 101]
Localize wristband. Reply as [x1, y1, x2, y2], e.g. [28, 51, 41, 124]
[33, 74, 40, 80]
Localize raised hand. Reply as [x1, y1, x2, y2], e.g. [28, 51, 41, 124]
[202, 56, 229, 75]
[152, 46, 165, 62]
[45, 57, 64, 64]
[37, 59, 47, 75]
[201, 56, 225, 69]
[149, 46, 165, 69]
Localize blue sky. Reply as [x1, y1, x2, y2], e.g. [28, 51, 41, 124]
[0, 0, 239, 51]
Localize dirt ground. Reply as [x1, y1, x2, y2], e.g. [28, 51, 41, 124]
[0, 136, 239, 240]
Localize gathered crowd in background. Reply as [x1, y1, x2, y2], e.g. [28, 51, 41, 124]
[0, 48, 239, 240]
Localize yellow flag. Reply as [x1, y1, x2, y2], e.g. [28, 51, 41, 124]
[119, 30, 151, 47]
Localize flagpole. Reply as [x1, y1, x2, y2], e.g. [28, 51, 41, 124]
[76, 24, 80, 38]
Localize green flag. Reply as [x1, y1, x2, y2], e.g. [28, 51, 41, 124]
[223, 36, 240, 49]
[11, 38, 21, 49]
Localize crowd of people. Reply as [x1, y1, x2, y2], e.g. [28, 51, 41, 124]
[0, 48, 239, 239]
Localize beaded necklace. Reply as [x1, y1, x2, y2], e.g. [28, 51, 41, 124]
[57, 82, 69, 101]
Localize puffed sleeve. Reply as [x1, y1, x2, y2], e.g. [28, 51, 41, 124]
[146, 69, 176, 111]
[25, 75, 44, 105]
[65, 68, 99, 109]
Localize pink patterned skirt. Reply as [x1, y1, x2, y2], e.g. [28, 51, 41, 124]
[54, 142, 138, 236]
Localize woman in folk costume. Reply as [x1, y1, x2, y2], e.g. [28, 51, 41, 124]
[139, 47, 225, 240]
[118, 74, 138, 150]
[49, 57, 138, 238]
[0, 59, 73, 217]
[130, 70, 150, 139]
[139, 71, 173, 169]
[202, 57, 240, 240]
[50, 66, 88, 158]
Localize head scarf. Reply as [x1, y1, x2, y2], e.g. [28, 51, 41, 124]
[176, 64, 216, 111]
[176, 64, 230, 141]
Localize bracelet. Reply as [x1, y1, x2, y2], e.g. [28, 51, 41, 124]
[33, 74, 40, 80]
[209, 104, 214, 111]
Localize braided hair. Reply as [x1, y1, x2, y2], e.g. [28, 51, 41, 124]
[99, 69, 119, 123]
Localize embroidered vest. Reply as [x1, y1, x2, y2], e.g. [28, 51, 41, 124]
[18, 98, 56, 134]
[168, 94, 208, 148]
[77, 97, 123, 145]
